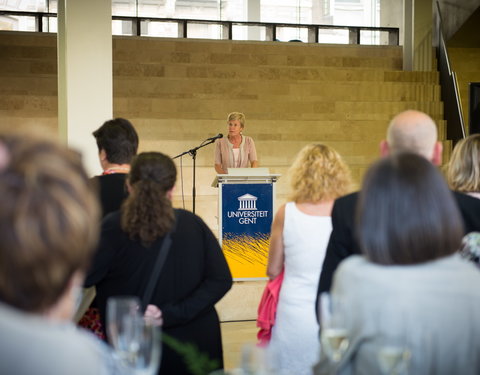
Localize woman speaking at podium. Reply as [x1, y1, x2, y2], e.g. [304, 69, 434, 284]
[214, 112, 258, 174]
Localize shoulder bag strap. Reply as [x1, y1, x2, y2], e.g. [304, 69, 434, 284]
[141, 210, 178, 311]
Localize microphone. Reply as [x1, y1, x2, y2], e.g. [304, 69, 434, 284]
[206, 133, 223, 141]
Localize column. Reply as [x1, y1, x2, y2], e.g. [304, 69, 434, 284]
[403, 0, 414, 71]
[380, 0, 403, 46]
[57, 0, 113, 176]
[246, 0, 261, 41]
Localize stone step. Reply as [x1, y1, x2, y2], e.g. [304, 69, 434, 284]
[1, 33, 402, 69]
[114, 62, 439, 83]
[1, 44, 401, 70]
[113, 36, 402, 58]
[0, 94, 57, 112]
[112, 39, 403, 69]
[0, 58, 438, 87]
[0, 73, 440, 103]
[112, 78, 440, 101]
[114, 39, 403, 75]
[0, 44, 57, 61]
[0, 32, 402, 59]
[0, 31, 57, 47]
[0, 92, 443, 115]
[131, 117, 446, 138]
[0, 116, 57, 132]
[112, 49, 402, 69]
[114, 98, 444, 119]
[0, 76, 58, 95]
[141, 137, 443, 170]
[0, 60, 57, 75]
[0, 61, 439, 88]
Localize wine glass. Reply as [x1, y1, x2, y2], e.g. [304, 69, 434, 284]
[107, 296, 161, 375]
[106, 296, 142, 344]
[240, 343, 269, 374]
[318, 292, 350, 364]
[376, 337, 411, 375]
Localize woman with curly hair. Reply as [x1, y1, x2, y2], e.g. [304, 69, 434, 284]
[266, 144, 351, 375]
[85, 152, 232, 375]
[446, 133, 480, 199]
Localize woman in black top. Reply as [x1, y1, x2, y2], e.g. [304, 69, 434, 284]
[85, 152, 232, 375]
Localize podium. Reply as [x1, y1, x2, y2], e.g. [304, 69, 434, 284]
[213, 168, 281, 280]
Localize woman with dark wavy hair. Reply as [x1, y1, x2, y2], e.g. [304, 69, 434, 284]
[85, 152, 232, 375]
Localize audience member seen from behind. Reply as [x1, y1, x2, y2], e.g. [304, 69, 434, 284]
[314, 153, 480, 375]
[214, 112, 258, 174]
[85, 152, 233, 375]
[446, 133, 480, 199]
[316, 110, 480, 298]
[0, 132, 126, 375]
[92, 117, 139, 217]
[267, 144, 351, 375]
[79, 117, 139, 338]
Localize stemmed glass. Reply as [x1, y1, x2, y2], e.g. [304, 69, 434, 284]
[318, 292, 350, 364]
[376, 336, 411, 375]
[107, 296, 161, 375]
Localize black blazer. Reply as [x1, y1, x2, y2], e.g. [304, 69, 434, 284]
[317, 190, 480, 298]
[91, 174, 128, 218]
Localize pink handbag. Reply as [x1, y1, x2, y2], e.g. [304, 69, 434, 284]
[256, 269, 285, 346]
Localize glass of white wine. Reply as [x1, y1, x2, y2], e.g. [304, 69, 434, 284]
[318, 292, 350, 364]
[107, 296, 161, 375]
[376, 338, 411, 375]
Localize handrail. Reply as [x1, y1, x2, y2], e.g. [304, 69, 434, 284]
[435, 1, 465, 141]
[0, 10, 399, 45]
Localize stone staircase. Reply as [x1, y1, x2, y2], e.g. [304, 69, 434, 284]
[0, 31, 446, 230]
[110, 37, 444, 233]
[0, 31, 445, 320]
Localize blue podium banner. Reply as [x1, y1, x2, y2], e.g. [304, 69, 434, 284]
[221, 183, 273, 279]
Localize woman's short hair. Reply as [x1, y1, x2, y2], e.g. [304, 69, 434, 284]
[92, 118, 139, 164]
[446, 134, 480, 193]
[288, 144, 351, 203]
[357, 153, 464, 265]
[227, 112, 245, 128]
[0, 132, 99, 312]
[122, 152, 177, 246]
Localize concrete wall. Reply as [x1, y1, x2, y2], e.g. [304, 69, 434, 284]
[437, 0, 479, 41]
[448, 6, 480, 47]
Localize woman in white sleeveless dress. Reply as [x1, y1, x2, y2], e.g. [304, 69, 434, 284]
[267, 144, 351, 375]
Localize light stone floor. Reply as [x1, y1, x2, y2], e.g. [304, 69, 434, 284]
[221, 320, 258, 370]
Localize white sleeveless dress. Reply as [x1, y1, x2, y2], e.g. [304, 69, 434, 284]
[268, 202, 332, 375]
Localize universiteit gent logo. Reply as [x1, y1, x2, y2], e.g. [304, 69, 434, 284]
[238, 193, 258, 210]
[226, 193, 268, 224]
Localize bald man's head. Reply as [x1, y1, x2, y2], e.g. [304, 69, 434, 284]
[384, 110, 441, 164]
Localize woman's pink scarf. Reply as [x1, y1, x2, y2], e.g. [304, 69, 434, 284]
[256, 269, 285, 346]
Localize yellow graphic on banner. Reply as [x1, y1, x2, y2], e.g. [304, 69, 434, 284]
[222, 233, 269, 279]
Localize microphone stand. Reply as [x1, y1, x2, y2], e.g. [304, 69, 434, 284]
[173, 138, 217, 215]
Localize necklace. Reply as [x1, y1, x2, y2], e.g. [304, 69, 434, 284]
[103, 167, 130, 175]
[228, 135, 242, 148]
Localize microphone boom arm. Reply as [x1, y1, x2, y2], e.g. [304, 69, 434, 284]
[173, 137, 216, 160]
[173, 136, 218, 214]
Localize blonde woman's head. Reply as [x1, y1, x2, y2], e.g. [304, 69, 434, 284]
[446, 134, 480, 193]
[227, 112, 246, 129]
[288, 144, 351, 203]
